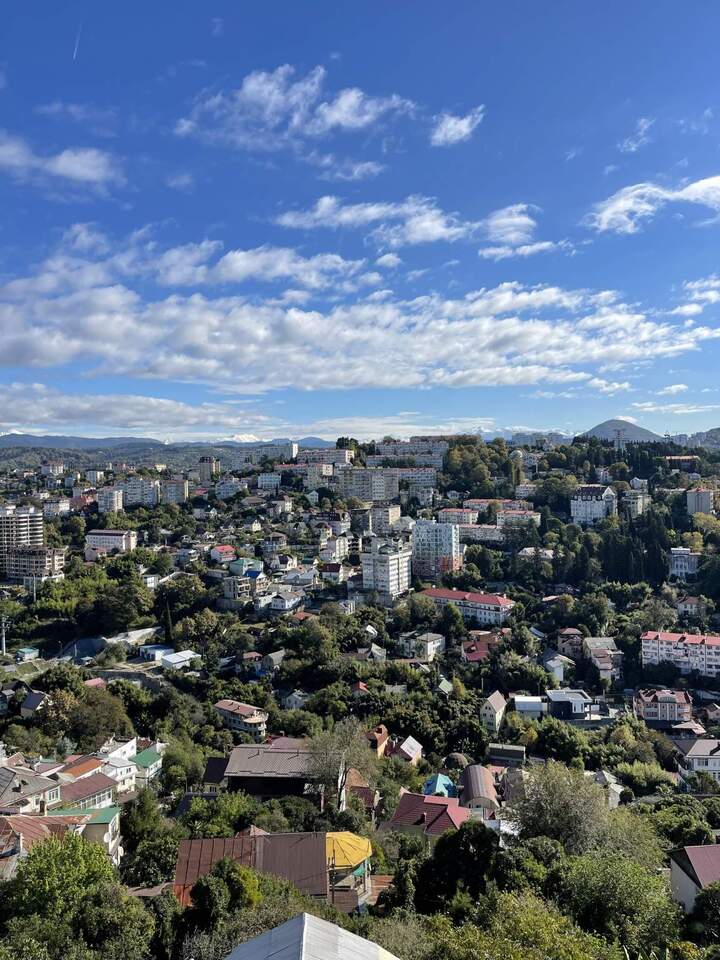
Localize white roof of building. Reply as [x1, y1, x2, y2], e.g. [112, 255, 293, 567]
[223, 913, 399, 960]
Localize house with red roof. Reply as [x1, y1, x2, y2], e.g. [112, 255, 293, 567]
[385, 791, 470, 839]
[671, 843, 720, 912]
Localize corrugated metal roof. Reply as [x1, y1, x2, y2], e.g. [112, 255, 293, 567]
[223, 912, 399, 960]
[225, 745, 315, 779]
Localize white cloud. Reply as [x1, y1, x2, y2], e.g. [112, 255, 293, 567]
[4, 227, 720, 401]
[211, 17, 223, 36]
[589, 174, 720, 234]
[0, 130, 123, 187]
[166, 172, 195, 191]
[430, 105, 485, 146]
[658, 383, 689, 395]
[477, 204, 569, 260]
[176, 64, 413, 152]
[35, 101, 118, 135]
[276, 194, 478, 247]
[618, 116, 655, 153]
[632, 400, 720, 415]
[376, 253, 402, 268]
[478, 241, 566, 261]
[305, 151, 385, 181]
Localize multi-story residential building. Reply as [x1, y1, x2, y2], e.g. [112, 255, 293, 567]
[298, 448, 354, 464]
[583, 636, 623, 683]
[198, 457, 221, 483]
[641, 631, 720, 678]
[631, 477, 649, 491]
[458, 524, 505, 544]
[676, 740, 720, 785]
[361, 538, 412, 604]
[366, 452, 444, 469]
[398, 631, 446, 661]
[514, 483, 537, 499]
[375, 437, 449, 458]
[0, 505, 44, 578]
[371, 504, 401, 535]
[670, 546, 702, 580]
[678, 595, 706, 619]
[97, 487, 124, 514]
[496, 509, 541, 527]
[319, 535, 349, 562]
[569, 485, 617, 525]
[421, 588, 515, 625]
[623, 490, 652, 518]
[85, 529, 138, 557]
[42, 498, 71, 519]
[213, 699, 268, 741]
[257, 473, 281, 491]
[40, 461, 65, 477]
[388, 467, 437, 487]
[233, 442, 298, 466]
[162, 477, 190, 504]
[437, 508, 478, 525]
[5, 546, 66, 583]
[85, 469, 105, 485]
[687, 488, 714, 515]
[120, 477, 161, 507]
[304, 463, 333, 491]
[634, 688, 693, 726]
[463, 498, 530, 512]
[337, 468, 399, 502]
[411, 520, 461, 581]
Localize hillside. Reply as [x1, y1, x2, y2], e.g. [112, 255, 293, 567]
[582, 419, 663, 443]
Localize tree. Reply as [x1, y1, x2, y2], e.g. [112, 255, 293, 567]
[555, 853, 680, 951]
[121, 834, 181, 887]
[66, 686, 134, 752]
[189, 859, 262, 930]
[414, 820, 499, 912]
[692, 879, 720, 942]
[78, 882, 155, 960]
[509, 761, 608, 854]
[309, 717, 378, 800]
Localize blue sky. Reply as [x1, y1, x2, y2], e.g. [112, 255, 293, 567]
[2, 1, 720, 441]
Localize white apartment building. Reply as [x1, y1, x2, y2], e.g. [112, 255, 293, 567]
[366, 452, 445, 469]
[120, 477, 161, 507]
[85, 529, 138, 555]
[257, 473, 281, 491]
[40, 461, 65, 477]
[670, 547, 702, 580]
[213, 699, 268, 741]
[337, 468, 399, 502]
[515, 483, 537, 499]
[304, 463, 333, 491]
[458, 524, 505, 544]
[42, 498, 71, 518]
[687, 488, 714, 515]
[361, 538, 412, 604]
[85, 469, 105, 485]
[623, 490, 652, 518]
[641, 631, 720, 677]
[390, 467, 437, 488]
[375, 437, 449, 457]
[633, 688, 693, 725]
[437, 508, 478, 525]
[371, 504, 402, 536]
[319, 535, 349, 562]
[97, 488, 124, 515]
[0, 505, 44, 577]
[411, 520, 462, 581]
[496, 509, 541, 527]
[298, 448, 354, 464]
[162, 478, 190, 504]
[631, 477, 649, 491]
[198, 457, 221, 483]
[569, 485, 617, 525]
[421, 587, 515, 625]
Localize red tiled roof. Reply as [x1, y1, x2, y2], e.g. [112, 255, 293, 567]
[422, 588, 513, 607]
[641, 631, 720, 647]
[389, 792, 470, 835]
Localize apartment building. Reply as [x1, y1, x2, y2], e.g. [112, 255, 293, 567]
[97, 488, 124, 514]
[5, 546, 66, 583]
[670, 547, 702, 580]
[421, 587, 515, 625]
[198, 457, 221, 483]
[437, 508, 478, 525]
[298, 448, 354, 464]
[233, 442, 298, 466]
[634, 688, 693, 726]
[162, 478, 190, 504]
[85, 469, 104, 485]
[40, 461, 65, 477]
[120, 477, 160, 507]
[42, 498, 71, 519]
[85, 529, 138, 557]
[304, 463, 333, 491]
[411, 520, 461, 581]
[641, 631, 720, 678]
[361, 538, 412, 604]
[213, 699, 268, 741]
[496, 509, 541, 527]
[257, 473, 281, 491]
[687, 488, 714, 515]
[375, 437, 449, 457]
[366, 452, 444, 469]
[623, 490, 652, 518]
[569, 485, 617, 525]
[371, 503, 401, 536]
[337, 468, 399, 502]
[0, 505, 44, 578]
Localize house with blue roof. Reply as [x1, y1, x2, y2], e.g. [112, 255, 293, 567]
[423, 773, 457, 798]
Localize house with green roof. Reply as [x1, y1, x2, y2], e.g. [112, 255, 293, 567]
[133, 747, 163, 786]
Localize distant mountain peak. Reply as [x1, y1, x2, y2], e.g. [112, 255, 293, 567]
[582, 418, 663, 443]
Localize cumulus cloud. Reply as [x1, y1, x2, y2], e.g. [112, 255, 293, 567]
[588, 174, 720, 234]
[3, 227, 719, 403]
[176, 64, 413, 152]
[617, 116, 655, 153]
[0, 130, 123, 188]
[477, 204, 569, 260]
[430, 105, 485, 146]
[658, 383, 689, 395]
[276, 194, 478, 246]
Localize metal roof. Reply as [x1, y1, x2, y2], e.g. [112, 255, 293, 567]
[223, 912, 400, 960]
[225, 745, 315, 779]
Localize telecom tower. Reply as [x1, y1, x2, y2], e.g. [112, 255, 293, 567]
[613, 427, 627, 453]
